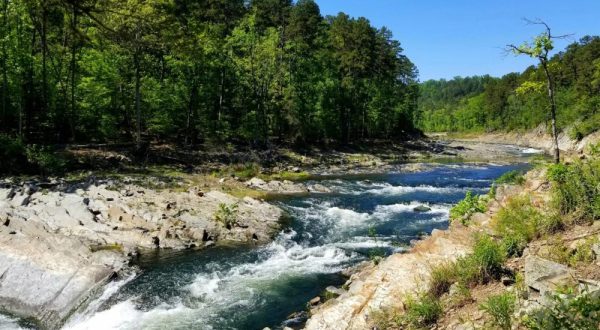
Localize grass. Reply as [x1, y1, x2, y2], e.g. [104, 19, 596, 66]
[456, 235, 506, 286]
[428, 262, 458, 298]
[492, 196, 550, 257]
[479, 292, 515, 330]
[89, 243, 124, 253]
[396, 294, 444, 329]
[495, 170, 526, 185]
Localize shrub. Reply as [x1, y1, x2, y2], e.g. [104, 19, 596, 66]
[0, 134, 27, 174]
[397, 294, 443, 329]
[495, 170, 526, 185]
[25, 145, 68, 175]
[480, 292, 515, 330]
[457, 235, 506, 286]
[493, 197, 544, 256]
[450, 191, 487, 225]
[523, 289, 600, 330]
[214, 203, 239, 229]
[547, 154, 600, 223]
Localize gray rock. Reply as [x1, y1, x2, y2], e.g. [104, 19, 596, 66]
[308, 184, 332, 193]
[524, 255, 570, 294]
[413, 205, 431, 213]
[325, 286, 345, 297]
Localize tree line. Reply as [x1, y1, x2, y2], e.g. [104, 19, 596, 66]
[0, 0, 419, 148]
[417, 36, 600, 140]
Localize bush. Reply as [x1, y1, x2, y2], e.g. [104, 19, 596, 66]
[25, 145, 68, 175]
[457, 235, 506, 286]
[495, 170, 526, 185]
[450, 191, 487, 225]
[480, 292, 515, 330]
[547, 155, 600, 223]
[397, 294, 443, 329]
[214, 203, 239, 229]
[0, 134, 26, 174]
[493, 197, 544, 256]
[523, 289, 600, 330]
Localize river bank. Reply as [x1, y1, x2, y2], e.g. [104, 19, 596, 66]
[304, 139, 600, 329]
[0, 139, 543, 329]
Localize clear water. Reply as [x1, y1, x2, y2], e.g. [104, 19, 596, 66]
[3, 159, 533, 330]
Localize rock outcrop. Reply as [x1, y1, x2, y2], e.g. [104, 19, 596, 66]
[304, 228, 473, 330]
[0, 179, 282, 328]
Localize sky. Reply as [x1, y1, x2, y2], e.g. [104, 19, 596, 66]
[315, 0, 600, 81]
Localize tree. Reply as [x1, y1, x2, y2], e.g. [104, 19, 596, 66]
[507, 20, 569, 164]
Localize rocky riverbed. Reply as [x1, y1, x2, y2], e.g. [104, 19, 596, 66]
[0, 178, 282, 329]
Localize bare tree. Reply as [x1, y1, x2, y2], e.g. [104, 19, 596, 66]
[506, 20, 570, 164]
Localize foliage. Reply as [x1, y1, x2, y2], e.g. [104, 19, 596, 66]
[492, 197, 545, 257]
[0, 134, 26, 174]
[0, 0, 419, 150]
[24, 145, 68, 175]
[214, 203, 239, 229]
[417, 37, 600, 135]
[523, 289, 600, 330]
[547, 153, 600, 223]
[449, 191, 487, 224]
[480, 292, 516, 330]
[495, 170, 526, 185]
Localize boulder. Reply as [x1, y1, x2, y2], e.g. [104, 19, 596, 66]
[524, 255, 570, 294]
[413, 205, 431, 213]
[308, 184, 332, 194]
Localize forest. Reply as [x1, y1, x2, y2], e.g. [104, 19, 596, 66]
[417, 36, 600, 139]
[0, 0, 419, 148]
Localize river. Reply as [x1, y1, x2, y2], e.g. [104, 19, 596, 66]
[2, 147, 537, 330]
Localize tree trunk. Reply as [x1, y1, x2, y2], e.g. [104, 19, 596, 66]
[69, 5, 77, 140]
[542, 60, 560, 164]
[134, 51, 142, 147]
[185, 78, 198, 146]
[0, 0, 8, 131]
[41, 5, 48, 115]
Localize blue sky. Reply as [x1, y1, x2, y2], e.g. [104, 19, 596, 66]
[315, 0, 600, 81]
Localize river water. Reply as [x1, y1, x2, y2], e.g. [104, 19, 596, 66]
[2, 148, 536, 330]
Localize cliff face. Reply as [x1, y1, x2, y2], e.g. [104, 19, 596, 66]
[0, 180, 282, 329]
[451, 126, 600, 155]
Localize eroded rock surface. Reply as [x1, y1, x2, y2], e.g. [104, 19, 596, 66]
[0, 179, 282, 328]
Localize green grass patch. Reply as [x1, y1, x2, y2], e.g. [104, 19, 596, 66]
[396, 293, 443, 329]
[495, 170, 526, 185]
[492, 196, 549, 257]
[523, 288, 600, 330]
[480, 292, 515, 330]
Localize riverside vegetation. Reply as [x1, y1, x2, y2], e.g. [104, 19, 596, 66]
[369, 146, 600, 330]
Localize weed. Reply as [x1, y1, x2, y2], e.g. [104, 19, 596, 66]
[493, 196, 544, 256]
[396, 294, 443, 329]
[450, 191, 487, 225]
[456, 234, 505, 286]
[214, 203, 239, 229]
[480, 292, 515, 330]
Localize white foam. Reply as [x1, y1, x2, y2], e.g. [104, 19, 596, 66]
[64, 272, 137, 329]
[325, 207, 370, 226]
[366, 184, 465, 196]
[522, 148, 544, 154]
[0, 314, 22, 330]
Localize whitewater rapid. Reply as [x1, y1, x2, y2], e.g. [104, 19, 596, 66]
[2, 161, 533, 330]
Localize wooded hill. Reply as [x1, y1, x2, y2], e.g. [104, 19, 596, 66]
[0, 0, 419, 147]
[416, 36, 600, 140]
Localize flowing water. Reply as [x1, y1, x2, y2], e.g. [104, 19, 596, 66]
[2, 148, 538, 330]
